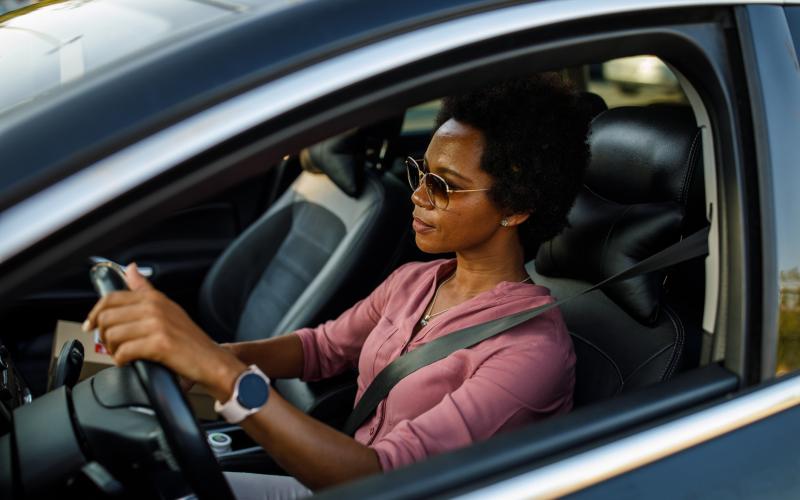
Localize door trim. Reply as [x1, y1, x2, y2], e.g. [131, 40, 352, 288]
[455, 373, 800, 499]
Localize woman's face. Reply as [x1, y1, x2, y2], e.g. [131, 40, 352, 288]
[412, 118, 507, 254]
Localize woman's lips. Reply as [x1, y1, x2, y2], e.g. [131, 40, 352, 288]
[412, 216, 435, 234]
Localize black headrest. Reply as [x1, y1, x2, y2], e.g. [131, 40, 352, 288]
[299, 115, 404, 197]
[535, 106, 704, 324]
[586, 106, 704, 212]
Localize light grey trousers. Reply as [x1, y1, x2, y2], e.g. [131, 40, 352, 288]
[224, 471, 313, 500]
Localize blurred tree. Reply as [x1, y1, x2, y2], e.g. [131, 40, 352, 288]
[777, 267, 800, 374]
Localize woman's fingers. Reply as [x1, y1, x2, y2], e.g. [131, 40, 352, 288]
[80, 280, 234, 389]
[84, 262, 156, 332]
[125, 263, 154, 292]
[102, 317, 159, 355]
[95, 302, 156, 336]
[84, 290, 141, 331]
[110, 327, 212, 385]
[111, 336, 163, 367]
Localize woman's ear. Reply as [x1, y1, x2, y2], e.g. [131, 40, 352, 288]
[503, 211, 531, 227]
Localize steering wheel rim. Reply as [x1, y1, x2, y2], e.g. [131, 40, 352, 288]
[133, 360, 234, 500]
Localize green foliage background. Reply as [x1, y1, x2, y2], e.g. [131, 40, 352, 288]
[777, 267, 800, 375]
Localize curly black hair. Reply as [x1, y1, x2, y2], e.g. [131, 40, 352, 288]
[435, 73, 592, 257]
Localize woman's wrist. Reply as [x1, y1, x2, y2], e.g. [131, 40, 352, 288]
[201, 348, 248, 402]
[219, 342, 240, 359]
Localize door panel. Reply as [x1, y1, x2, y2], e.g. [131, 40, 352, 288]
[569, 389, 800, 499]
[107, 202, 240, 319]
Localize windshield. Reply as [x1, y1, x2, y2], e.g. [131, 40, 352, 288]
[0, 0, 238, 117]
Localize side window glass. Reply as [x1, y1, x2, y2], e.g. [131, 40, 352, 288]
[403, 56, 689, 135]
[786, 7, 800, 62]
[780, 269, 800, 374]
[401, 100, 440, 135]
[774, 8, 800, 375]
[587, 56, 688, 108]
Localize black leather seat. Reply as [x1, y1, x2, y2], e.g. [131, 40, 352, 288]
[530, 106, 706, 407]
[199, 118, 411, 419]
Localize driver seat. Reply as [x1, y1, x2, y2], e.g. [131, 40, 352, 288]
[198, 118, 411, 418]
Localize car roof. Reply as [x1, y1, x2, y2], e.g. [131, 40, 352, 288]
[0, 0, 255, 117]
[0, 0, 526, 211]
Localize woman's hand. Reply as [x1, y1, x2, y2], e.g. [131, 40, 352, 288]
[83, 263, 245, 401]
[82, 265, 381, 489]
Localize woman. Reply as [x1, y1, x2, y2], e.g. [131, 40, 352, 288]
[84, 73, 591, 498]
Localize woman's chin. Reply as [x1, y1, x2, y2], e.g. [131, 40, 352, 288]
[414, 234, 447, 254]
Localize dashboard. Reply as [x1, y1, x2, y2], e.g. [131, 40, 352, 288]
[0, 343, 32, 436]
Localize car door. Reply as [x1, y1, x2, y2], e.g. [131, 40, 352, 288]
[0, 0, 303, 396]
[308, 2, 800, 499]
[0, 159, 298, 396]
[0, 0, 797, 497]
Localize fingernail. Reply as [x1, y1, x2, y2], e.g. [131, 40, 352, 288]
[82, 320, 91, 332]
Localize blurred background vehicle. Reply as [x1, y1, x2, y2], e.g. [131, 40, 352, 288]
[602, 55, 681, 94]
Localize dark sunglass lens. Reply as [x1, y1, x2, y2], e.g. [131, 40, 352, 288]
[424, 174, 449, 209]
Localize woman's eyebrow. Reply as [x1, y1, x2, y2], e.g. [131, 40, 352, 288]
[437, 166, 470, 182]
[423, 155, 471, 182]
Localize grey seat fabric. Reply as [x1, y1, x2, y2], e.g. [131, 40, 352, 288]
[530, 106, 705, 407]
[198, 118, 411, 418]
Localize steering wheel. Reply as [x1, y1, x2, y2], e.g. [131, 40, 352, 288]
[133, 361, 234, 500]
[90, 261, 234, 499]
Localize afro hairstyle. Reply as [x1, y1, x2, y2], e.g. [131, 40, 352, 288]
[434, 73, 592, 257]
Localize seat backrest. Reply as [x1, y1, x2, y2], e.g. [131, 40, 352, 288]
[198, 117, 410, 344]
[529, 105, 705, 407]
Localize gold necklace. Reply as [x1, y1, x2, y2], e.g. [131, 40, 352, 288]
[420, 273, 456, 327]
[419, 274, 533, 327]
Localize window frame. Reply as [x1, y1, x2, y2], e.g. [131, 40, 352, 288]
[0, 1, 778, 497]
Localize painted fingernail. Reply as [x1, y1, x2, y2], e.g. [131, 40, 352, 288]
[82, 320, 91, 332]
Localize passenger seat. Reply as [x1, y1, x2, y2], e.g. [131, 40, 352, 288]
[530, 106, 706, 407]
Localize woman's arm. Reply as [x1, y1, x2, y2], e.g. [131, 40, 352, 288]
[223, 335, 305, 380]
[84, 264, 381, 489]
[204, 368, 381, 489]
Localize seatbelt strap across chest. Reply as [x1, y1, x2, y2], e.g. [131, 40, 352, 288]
[342, 226, 710, 436]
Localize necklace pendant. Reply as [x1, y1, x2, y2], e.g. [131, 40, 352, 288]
[420, 317, 429, 326]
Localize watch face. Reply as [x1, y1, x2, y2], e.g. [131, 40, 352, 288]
[236, 372, 269, 409]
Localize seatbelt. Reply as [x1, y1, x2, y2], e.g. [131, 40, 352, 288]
[342, 226, 710, 436]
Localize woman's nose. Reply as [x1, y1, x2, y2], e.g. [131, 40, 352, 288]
[411, 183, 434, 209]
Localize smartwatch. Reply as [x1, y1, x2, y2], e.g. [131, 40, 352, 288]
[214, 365, 270, 424]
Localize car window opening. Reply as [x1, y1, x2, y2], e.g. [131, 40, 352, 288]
[0, 53, 724, 498]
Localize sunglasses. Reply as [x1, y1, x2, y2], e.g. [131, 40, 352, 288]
[405, 157, 489, 209]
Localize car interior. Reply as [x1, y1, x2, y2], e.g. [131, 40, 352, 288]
[0, 55, 735, 497]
